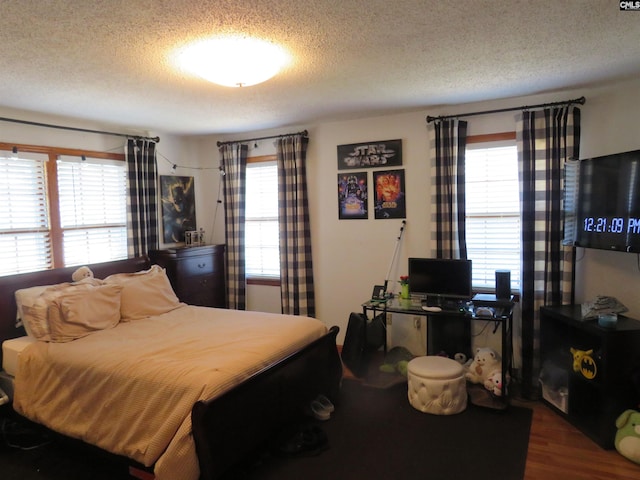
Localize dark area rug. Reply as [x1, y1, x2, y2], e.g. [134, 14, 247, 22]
[1, 379, 532, 480]
[227, 379, 532, 480]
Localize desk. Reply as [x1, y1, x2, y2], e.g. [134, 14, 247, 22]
[362, 297, 514, 408]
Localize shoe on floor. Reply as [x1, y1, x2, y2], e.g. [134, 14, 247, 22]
[310, 400, 331, 421]
[277, 424, 328, 456]
[315, 394, 335, 413]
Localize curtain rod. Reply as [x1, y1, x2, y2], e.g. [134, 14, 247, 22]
[426, 96, 586, 124]
[216, 129, 308, 147]
[0, 116, 160, 143]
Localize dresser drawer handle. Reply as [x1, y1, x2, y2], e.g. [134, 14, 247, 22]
[198, 262, 207, 269]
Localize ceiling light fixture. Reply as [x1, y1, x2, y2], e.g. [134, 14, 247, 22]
[176, 36, 290, 88]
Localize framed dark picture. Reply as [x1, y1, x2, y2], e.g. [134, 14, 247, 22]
[160, 175, 196, 243]
[371, 285, 386, 301]
[374, 169, 406, 219]
[338, 171, 368, 219]
[337, 139, 402, 170]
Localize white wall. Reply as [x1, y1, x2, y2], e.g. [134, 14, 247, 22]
[0, 106, 201, 248]
[3, 77, 640, 355]
[192, 77, 640, 352]
[0, 107, 143, 153]
[155, 133, 219, 247]
[571, 79, 640, 316]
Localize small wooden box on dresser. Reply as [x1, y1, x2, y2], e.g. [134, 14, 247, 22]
[150, 244, 226, 308]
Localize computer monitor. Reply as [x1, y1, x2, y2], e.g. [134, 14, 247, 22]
[408, 257, 472, 302]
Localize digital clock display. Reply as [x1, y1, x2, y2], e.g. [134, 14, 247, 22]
[582, 217, 640, 235]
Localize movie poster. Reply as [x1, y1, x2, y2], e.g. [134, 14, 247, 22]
[374, 169, 406, 219]
[338, 171, 368, 219]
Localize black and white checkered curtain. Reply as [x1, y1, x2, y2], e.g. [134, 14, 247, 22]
[428, 119, 468, 259]
[276, 135, 316, 317]
[220, 143, 248, 310]
[125, 138, 158, 257]
[516, 105, 580, 398]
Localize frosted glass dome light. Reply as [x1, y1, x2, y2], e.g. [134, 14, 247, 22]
[176, 36, 290, 88]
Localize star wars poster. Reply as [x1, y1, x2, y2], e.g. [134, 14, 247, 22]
[338, 172, 368, 219]
[374, 169, 406, 219]
[337, 139, 402, 170]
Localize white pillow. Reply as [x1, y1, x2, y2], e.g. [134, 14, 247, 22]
[47, 284, 123, 342]
[20, 282, 119, 342]
[15, 284, 66, 337]
[104, 265, 183, 321]
[21, 302, 52, 341]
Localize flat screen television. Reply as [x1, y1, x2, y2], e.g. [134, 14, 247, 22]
[408, 258, 472, 302]
[568, 149, 640, 252]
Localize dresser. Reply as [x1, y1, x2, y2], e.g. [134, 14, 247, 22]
[150, 245, 226, 308]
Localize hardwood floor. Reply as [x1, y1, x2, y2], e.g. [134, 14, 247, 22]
[518, 397, 639, 480]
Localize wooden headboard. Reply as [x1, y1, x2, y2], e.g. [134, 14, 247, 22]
[0, 256, 151, 365]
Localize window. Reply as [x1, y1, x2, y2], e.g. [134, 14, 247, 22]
[562, 159, 580, 246]
[245, 158, 280, 278]
[465, 137, 521, 292]
[57, 156, 127, 266]
[0, 151, 52, 275]
[0, 144, 127, 276]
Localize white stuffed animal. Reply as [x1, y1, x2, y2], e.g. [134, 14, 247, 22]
[72, 266, 94, 282]
[71, 266, 103, 285]
[484, 370, 503, 396]
[465, 347, 501, 384]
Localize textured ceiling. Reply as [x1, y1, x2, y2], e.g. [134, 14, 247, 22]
[0, 1, 639, 136]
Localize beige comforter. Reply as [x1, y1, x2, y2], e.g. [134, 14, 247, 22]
[14, 305, 327, 480]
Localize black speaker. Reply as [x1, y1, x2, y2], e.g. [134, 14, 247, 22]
[495, 270, 511, 300]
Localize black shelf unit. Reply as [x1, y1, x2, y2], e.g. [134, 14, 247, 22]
[540, 305, 640, 449]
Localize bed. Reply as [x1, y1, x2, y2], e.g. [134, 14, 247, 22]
[0, 256, 343, 480]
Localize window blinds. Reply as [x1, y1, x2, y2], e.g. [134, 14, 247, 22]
[562, 159, 580, 246]
[465, 145, 521, 290]
[57, 156, 127, 266]
[0, 153, 52, 275]
[245, 161, 280, 277]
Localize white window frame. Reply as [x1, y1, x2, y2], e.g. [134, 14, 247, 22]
[245, 156, 280, 281]
[465, 134, 521, 293]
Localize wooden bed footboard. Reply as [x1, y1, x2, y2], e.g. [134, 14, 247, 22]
[192, 325, 343, 480]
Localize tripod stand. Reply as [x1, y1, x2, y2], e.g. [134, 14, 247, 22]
[382, 220, 406, 297]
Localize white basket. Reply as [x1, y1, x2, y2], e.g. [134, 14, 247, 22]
[540, 379, 568, 414]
